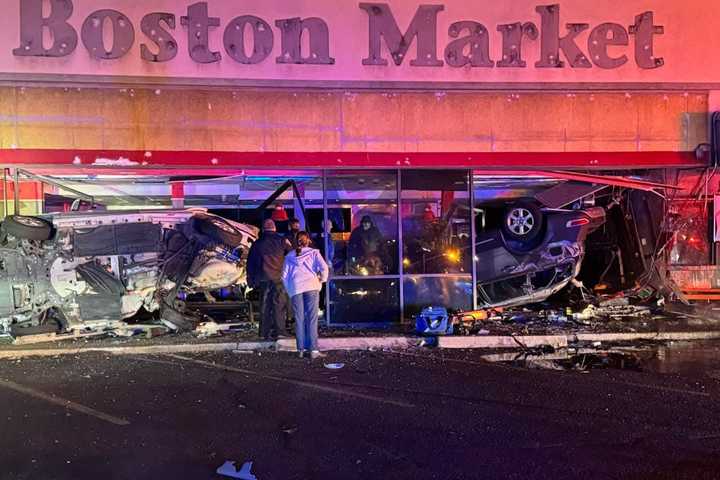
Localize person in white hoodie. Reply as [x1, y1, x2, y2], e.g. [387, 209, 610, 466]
[282, 231, 330, 359]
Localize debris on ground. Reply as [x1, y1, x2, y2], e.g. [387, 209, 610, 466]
[413, 285, 676, 340]
[324, 363, 345, 370]
[481, 345, 646, 372]
[195, 321, 253, 338]
[6, 321, 172, 345]
[216, 460, 258, 480]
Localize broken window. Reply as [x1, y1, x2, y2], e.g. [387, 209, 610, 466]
[668, 200, 711, 266]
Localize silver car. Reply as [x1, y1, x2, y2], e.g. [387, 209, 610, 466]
[0, 209, 257, 336]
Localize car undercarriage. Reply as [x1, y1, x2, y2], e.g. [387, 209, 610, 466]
[0, 209, 258, 336]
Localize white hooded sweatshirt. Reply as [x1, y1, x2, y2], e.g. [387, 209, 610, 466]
[281, 247, 330, 298]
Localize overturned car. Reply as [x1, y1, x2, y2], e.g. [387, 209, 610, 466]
[0, 210, 257, 336]
[475, 202, 606, 308]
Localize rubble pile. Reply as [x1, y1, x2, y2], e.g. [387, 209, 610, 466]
[417, 294, 664, 338]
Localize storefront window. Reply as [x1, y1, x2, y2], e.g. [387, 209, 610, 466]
[401, 170, 471, 274]
[325, 171, 399, 276]
[325, 170, 400, 324]
[403, 275, 472, 320]
[669, 200, 711, 266]
[329, 279, 400, 325]
[197, 171, 324, 235]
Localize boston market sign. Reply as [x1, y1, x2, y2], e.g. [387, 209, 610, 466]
[0, 0, 711, 87]
[14, 0, 663, 69]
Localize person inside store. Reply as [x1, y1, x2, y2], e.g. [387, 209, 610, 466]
[282, 231, 329, 359]
[404, 204, 446, 272]
[313, 219, 335, 265]
[247, 219, 293, 340]
[286, 217, 301, 249]
[347, 215, 386, 275]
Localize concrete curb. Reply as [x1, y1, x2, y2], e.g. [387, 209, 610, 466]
[0, 342, 273, 359]
[2, 331, 720, 359]
[571, 331, 720, 343]
[276, 336, 419, 352]
[438, 335, 568, 349]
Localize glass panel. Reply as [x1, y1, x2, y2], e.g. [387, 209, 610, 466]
[329, 278, 400, 324]
[195, 171, 324, 236]
[669, 200, 711, 266]
[403, 275, 472, 321]
[401, 170, 471, 274]
[326, 171, 398, 276]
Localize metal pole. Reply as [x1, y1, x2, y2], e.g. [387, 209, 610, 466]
[322, 170, 331, 326]
[13, 168, 20, 216]
[397, 169, 404, 322]
[470, 170, 478, 310]
[18, 169, 95, 205]
[2, 168, 7, 218]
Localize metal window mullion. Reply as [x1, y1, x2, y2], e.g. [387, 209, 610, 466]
[403, 273, 473, 279]
[397, 169, 404, 323]
[323, 169, 331, 326]
[331, 275, 401, 281]
[470, 170, 478, 310]
[13, 168, 20, 216]
[2, 168, 7, 218]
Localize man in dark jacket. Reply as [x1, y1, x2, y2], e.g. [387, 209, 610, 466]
[247, 219, 292, 340]
[347, 215, 386, 275]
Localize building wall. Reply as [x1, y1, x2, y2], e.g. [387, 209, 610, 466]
[0, 87, 708, 154]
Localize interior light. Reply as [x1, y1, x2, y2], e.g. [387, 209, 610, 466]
[445, 248, 461, 263]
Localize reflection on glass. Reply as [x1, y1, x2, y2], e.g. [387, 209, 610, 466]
[669, 201, 710, 266]
[200, 172, 324, 234]
[401, 170, 470, 274]
[329, 279, 400, 324]
[403, 275, 472, 320]
[326, 171, 399, 275]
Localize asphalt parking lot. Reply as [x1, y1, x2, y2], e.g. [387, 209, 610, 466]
[1, 346, 720, 480]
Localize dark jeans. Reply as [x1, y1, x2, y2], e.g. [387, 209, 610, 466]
[291, 290, 320, 352]
[258, 281, 288, 339]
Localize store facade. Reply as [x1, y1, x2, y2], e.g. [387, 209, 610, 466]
[0, 0, 718, 324]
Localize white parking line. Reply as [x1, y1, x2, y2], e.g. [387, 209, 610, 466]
[0, 378, 130, 426]
[163, 354, 415, 408]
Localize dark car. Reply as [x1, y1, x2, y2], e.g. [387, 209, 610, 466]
[475, 200, 606, 308]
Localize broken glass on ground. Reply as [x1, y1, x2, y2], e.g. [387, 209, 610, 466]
[482, 340, 720, 377]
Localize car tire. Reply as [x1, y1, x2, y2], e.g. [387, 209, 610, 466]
[3, 215, 52, 241]
[160, 305, 200, 332]
[193, 215, 244, 247]
[501, 201, 543, 243]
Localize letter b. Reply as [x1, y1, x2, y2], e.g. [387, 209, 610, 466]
[13, 0, 78, 57]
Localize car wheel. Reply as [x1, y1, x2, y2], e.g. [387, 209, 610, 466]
[193, 216, 244, 247]
[3, 215, 52, 241]
[502, 202, 543, 242]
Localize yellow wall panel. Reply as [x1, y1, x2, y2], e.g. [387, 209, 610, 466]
[1, 87, 708, 154]
[341, 93, 404, 144]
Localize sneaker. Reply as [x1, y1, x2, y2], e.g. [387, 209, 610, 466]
[298, 350, 306, 359]
[310, 350, 326, 359]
